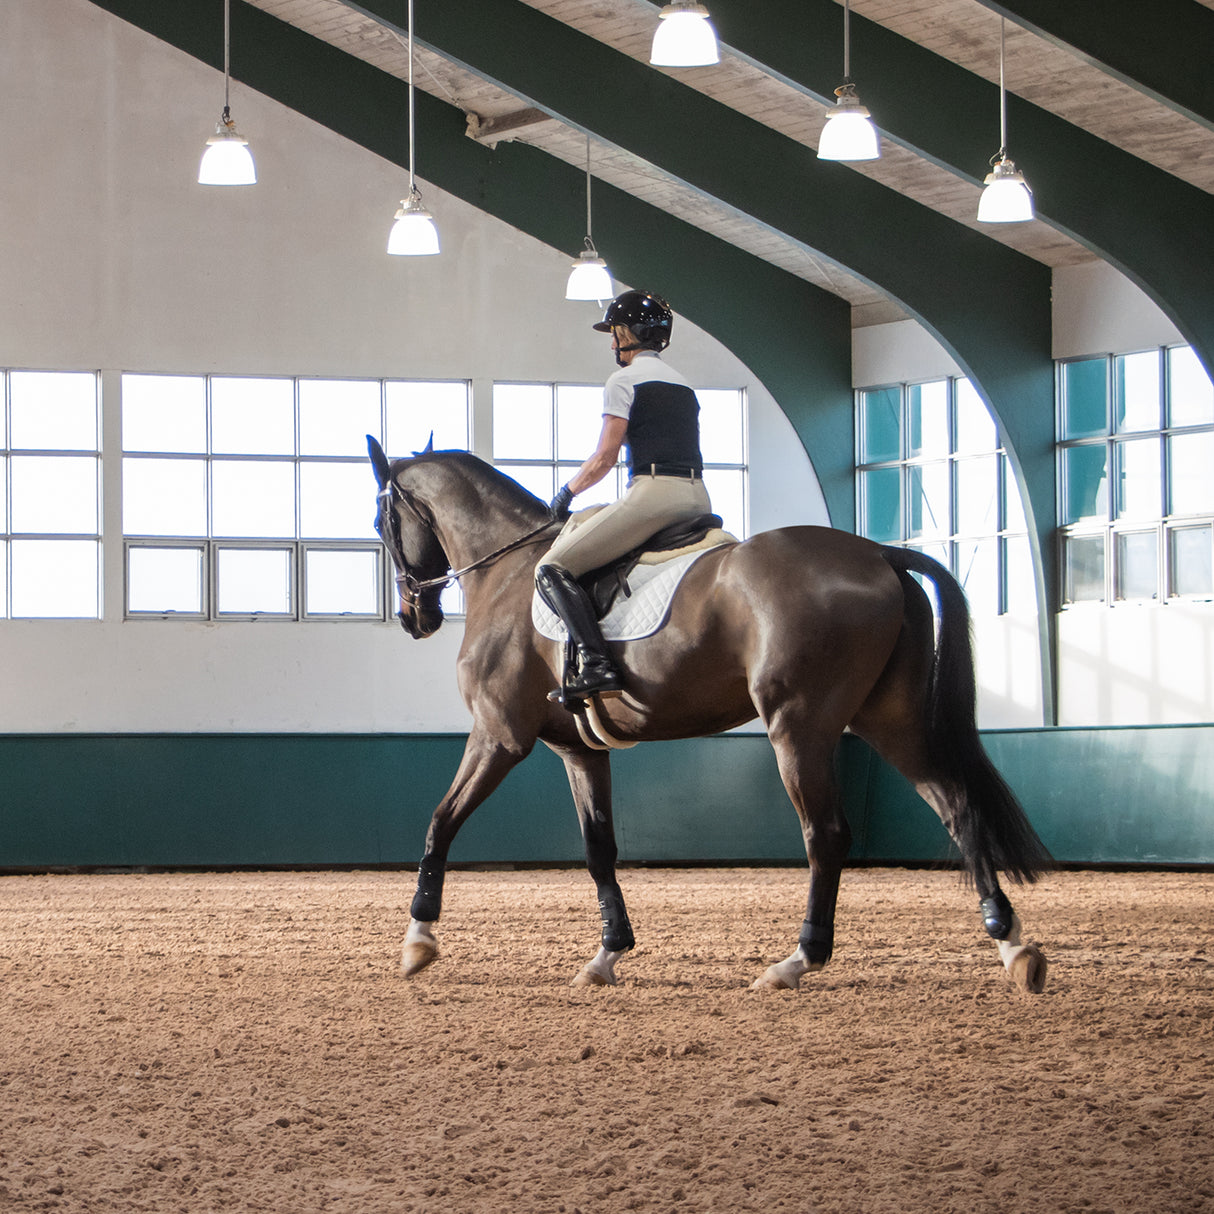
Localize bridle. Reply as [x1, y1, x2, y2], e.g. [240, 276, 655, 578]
[376, 477, 555, 610]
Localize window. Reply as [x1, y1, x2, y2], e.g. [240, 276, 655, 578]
[1, 370, 101, 619]
[122, 374, 469, 619]
[1058, 346, 1214, 605]
[855, 377, 1032, 616]
[491, 382, 749, 538]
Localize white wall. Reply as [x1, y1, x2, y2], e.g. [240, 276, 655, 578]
[1053, 261, 1184, 359]
[0, 1, 825, 733]
[852, 320, 962, 388]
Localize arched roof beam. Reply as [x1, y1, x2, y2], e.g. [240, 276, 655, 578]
[977, 0, 1214, 130]
[707, 0, 1214, 385]
[81, 0, 855, 523]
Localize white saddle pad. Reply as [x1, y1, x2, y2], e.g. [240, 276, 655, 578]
[532, 547, 719, 643]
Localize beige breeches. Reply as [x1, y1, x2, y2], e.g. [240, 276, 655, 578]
[540, 474, 712, 577]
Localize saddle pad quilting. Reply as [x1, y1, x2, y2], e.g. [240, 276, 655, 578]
[532, 548, 714, 642]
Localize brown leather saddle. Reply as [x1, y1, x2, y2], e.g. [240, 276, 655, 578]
[578, 513, 724, 619]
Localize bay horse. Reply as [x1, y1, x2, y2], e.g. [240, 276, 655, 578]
[368, 439, 1050, 994]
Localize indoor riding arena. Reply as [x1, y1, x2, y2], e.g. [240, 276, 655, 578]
[3, 4, 1213, 1213]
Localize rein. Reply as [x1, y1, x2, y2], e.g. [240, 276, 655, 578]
[379, 481, 555, 604]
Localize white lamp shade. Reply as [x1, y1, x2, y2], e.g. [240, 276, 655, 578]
[388, 204, 440, 256]
[565, 255, 613, 301]
[818, 110, 881, 161]
[977, 164, 1035, 223]
[650, 6, 719, 67]
[198, 131, 256, 186]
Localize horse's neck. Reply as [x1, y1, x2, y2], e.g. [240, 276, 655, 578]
[417, 462, 545, 573]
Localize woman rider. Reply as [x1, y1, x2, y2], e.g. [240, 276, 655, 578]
[535, 290, 712, 701]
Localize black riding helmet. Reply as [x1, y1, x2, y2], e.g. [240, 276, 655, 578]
[592, 290, 673, 352]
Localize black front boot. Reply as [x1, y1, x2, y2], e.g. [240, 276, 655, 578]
[536, 564, 624, 699]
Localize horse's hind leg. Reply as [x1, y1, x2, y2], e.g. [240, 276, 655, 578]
[851, 691, 1048, 993]
[752, 722, 851, 992]
[551, 744, 634, 987]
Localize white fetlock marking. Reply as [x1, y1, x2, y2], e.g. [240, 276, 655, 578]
[401, 918, 439, 976]
[572, 945, 624, 987]
[995, 912, 1024, 970]
[993, 912, 1048, 992]
[751, 945, 823, 991]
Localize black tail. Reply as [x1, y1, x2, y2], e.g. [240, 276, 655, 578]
[882, 547, 1051, 885]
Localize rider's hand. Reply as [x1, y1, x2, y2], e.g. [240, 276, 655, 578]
[549, 484, 574, 522]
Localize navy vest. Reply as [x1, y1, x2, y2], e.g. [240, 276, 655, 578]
[625, 381, 703, 474]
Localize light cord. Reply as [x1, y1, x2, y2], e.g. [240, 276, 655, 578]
[998, 17, 1008, 156]
[584, 135, 593, 240]
[408, 0, 416, 193]
[842, 0, 851, 81]
[223, 0, 231, 115]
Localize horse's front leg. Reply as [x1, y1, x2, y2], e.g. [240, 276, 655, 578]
[551, 744, 634, 987]
[402, 727, 528, 976]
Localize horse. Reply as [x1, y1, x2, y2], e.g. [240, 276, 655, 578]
[367, 438, 1050, 994]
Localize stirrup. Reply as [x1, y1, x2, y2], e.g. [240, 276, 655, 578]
[547, 686, 625, 710]
[566, 655, 623, 698]
[547, 657, 623, 708]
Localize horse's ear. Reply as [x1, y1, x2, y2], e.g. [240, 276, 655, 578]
[367, 434, 392, 490]
[422, 431, 434, 455]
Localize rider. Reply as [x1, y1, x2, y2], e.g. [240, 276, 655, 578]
[535, 290, 712, 700]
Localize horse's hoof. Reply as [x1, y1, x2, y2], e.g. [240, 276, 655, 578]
[750, 966, 798, 992]
[572, 964, 616, 988]
[1008, 944, 1048, 994]
[401, 939, 438, 977]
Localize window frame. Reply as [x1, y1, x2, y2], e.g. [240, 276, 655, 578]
[1, 368, 103, 620]
[1057, 346, 1214, 607]
[854, 376, 1029, 617]
[121, 374, 471, 622]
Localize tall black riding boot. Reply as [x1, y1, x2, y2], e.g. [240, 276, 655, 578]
[535, 564, 624, 698]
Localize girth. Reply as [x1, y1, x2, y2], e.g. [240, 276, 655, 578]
[579, 512, 723, 619]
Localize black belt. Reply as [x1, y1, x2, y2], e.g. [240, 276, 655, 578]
[635, 463, 702, 480]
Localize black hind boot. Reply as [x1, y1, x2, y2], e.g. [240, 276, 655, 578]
[536, 564, 624, 700]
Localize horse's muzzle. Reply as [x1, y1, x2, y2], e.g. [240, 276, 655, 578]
[397, 605, 443, 639]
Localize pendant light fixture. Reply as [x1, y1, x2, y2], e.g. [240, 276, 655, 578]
[388, 0, 440, 256]
[198, 0, 256, 185]
[650, 2, 720, 68]
[817, 0, 880, 162]
[977, 18, 1034, 223]
[565, 137, 613, 302]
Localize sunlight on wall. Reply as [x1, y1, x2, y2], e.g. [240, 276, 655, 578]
[1059, 603, 1214, 725]
[973, 613, 1045, 728]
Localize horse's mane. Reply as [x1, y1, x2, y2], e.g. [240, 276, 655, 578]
[396, 449, 549, 522]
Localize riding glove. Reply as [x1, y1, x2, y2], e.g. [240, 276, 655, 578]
[549, 484, 574, 521]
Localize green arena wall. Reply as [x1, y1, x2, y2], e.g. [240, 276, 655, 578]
[3, 728, 1211, 872]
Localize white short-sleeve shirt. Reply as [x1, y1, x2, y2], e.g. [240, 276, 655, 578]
[602, 352, 694, 421]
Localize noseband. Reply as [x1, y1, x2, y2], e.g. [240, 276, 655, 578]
[377, 477, 556, 610]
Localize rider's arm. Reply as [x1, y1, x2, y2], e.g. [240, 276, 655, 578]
[566, 415, 628, 496]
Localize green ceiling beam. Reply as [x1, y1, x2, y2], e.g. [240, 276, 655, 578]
[708, 0, 1214, 386]
[81, 0, 854, 527]
[395, 0, 1055, 374]
[978, 0, 1214, 130]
